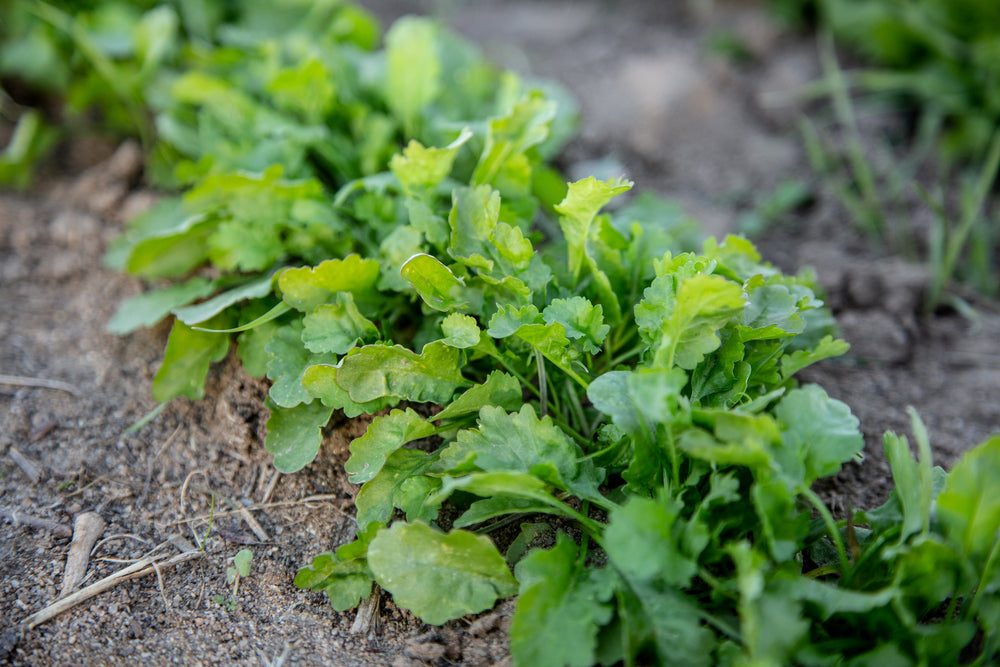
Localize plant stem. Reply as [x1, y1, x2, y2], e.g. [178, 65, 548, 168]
[536, 350, 548, 417]
[801, 486, 849, 576]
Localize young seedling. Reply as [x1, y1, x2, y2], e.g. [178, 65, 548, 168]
[214, 548, 253, 612]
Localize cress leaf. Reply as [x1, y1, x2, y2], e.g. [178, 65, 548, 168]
[780, 335, 850, 380]
[294, 523, 378, 612]
[542, 296, 610, 354]
[400, 253, 468, 312]
[301, 294, 379, 355]
[172, 271, 277, 325]
[433, 371, 522, 421]
[345, 408, 434, 484]
[389, 128, 472, 193]
[384, 17, 441, 133]
[355, 449, 434, 528]
[264, 322, 337, 408]
[604, 494, 700, 588]
[440, 313, 481, 349]
[108, 277, 216, 334]
[278, 255, 381, 312]
[152, 316, 231, 403]
[335, 342, 466, 404]
[264, 400, 334, 473]
[300, 363, 399, 418]
[774, 384, 864, 486]
[439, 405, 603, 499]
[510, 535, 615, 667]
[555, 176, 632, 281]
[367, 522, 517, 625]
[636, 272, 746, 370]
[936, 436, 1000, 567]
[453, 497, 556, 529]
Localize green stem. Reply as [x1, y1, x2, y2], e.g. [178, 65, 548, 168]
[965, 532, 1000, 620]
[801, 486, 849, 576]
[536, 350, 548, 417]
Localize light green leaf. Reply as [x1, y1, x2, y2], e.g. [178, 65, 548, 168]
[233, 549, 253, 578]
[542, 297, 610, 354]
[384, 17, 441, 131]
[300, 364, 399, 418]
[152, 316, 230, 403]
[636, 272, 746, 369]
[126, 216, 215, 279]
[434, 371, 522, 421]
[368, 522, 517, 625]
[780, 335, 851, 380]
[510, 535, 615, 667]
[301, 294, 379, 354]
[448, 185, 501, 272]
[555, 176, 632, 279]
[486, 304, 542, 338]
[172, 271, 277, 325]
[440, 313, 481, 349]
[278, 255, 381, 312]
[937, 436, 1000, 565]
[439, 405, 602, 499]
[389, 128, 472, 193]
[346, 408, 434, 484]
[336, 342, 466, 404]
[267, 57, 336, 123]
[588, 371, 643, 435]
[108, 277, 216, 334]
[400, 254, 468, 312]
[473, 91, 557, 190]
[265, 322, 337, 408]
[265, 401, 334, 473]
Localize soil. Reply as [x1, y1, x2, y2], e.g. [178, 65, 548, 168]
[1, 1, 998, 665]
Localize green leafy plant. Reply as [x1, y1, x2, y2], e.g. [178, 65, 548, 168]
[4, 1, 999, 664]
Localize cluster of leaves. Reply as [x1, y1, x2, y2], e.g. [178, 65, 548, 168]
[771, 0, 1000, 164]
[6, 1, 1000, 665]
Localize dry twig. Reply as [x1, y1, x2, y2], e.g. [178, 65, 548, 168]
[0, 507, 71, 537]
[60, 512, 106, 597]
[0, 374, 81, 396]
[23, 549, 203, 629]
[8, 447, 42, 483]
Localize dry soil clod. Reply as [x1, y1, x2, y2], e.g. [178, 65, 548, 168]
[60, 511, 106, 597]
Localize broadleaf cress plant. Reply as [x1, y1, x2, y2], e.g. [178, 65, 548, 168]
[4, 1, 999, 664]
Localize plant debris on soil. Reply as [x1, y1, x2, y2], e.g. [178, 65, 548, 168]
[1, 1, 998, 665]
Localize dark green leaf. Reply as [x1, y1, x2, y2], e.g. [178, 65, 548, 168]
[510, 535, 615, 667]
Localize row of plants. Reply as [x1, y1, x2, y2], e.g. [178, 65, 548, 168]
[3, 1, 1000, 664]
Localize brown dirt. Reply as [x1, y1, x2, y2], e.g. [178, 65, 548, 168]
[1, 1, 998, 665]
